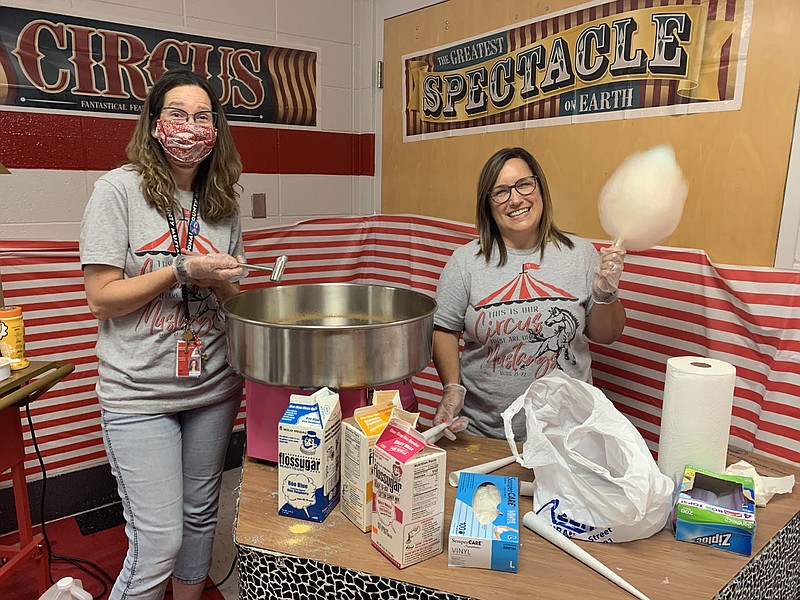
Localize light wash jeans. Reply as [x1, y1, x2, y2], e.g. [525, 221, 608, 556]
[101, 391, 241, 600]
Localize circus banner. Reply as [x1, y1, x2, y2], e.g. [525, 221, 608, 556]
[0, 6, 318, 126]
[402, 0, 752, 141]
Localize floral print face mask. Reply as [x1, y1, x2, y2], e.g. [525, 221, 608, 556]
[154, 119, 217, 168]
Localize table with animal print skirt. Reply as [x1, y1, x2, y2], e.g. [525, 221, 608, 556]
[234, 435, 799, 600]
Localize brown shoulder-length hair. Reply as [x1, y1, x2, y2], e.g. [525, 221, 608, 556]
[125, 68, 242, 223]
[475, 147, 573, 266]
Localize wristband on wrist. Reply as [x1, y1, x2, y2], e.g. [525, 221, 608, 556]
[592, 289, 619, 305]
[172, 255, 193, 285]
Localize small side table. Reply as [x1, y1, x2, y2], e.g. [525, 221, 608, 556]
[0, 361, 76, 597]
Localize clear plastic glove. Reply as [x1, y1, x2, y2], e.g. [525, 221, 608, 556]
[592, 245, 626, 303]
[431, 383, 469, 441]
[433, 383, 466, 425]
[173, 252, 244, 285]
[425, 415, 470, 444]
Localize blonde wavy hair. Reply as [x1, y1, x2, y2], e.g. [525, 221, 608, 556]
[125, 69, 242, 223]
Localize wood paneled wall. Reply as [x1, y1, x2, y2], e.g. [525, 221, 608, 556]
[381, 0, 800, 266]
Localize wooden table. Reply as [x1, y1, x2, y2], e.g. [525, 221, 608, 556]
[0, 361, 75, 597]
[234, 434, 799, 600]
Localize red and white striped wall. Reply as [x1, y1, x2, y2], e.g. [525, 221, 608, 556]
[1, 215, 798, 488]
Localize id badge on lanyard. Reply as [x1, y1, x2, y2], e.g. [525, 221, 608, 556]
[167, 192, 204, 378]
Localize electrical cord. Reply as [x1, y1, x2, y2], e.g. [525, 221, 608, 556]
[206, 553, 238, 590]
[25, 403, 114, 600]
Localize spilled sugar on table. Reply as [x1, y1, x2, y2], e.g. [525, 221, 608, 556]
[234, 434, 800, 600]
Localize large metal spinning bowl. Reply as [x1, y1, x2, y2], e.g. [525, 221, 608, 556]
[222, 283, 437, 389]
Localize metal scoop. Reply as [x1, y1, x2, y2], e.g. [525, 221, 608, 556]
[238, 255, 288, 282]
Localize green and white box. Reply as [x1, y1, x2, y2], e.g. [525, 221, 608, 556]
[673, 464, 756, 556]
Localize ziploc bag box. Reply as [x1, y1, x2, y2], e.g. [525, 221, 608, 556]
[673, 464, 756, 556]
[277, 387, 341, 522]
[371, 416, 446, 569]
[449, 473, 519, 573]
[340, 391, 418, 532]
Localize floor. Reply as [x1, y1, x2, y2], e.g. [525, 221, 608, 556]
[0, 467, 242, 600]
[211, 467, 241, 600]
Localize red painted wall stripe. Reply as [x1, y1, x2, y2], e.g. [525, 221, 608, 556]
[0, 111, 375, 176]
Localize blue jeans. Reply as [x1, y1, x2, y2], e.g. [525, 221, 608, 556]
[101, 391, 241, 600]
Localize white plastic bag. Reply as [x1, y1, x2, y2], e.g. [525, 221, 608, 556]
[502, 371, 674, 543]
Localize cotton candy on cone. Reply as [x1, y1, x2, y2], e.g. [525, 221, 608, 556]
[598, 145, 688, 251]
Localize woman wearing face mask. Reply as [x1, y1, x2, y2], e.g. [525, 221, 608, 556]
[79, 69, 245, 600]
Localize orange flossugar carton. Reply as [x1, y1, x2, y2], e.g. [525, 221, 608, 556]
[340, 390, 418, 532]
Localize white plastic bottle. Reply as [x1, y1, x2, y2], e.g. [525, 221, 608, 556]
[38, 577, 93, 600]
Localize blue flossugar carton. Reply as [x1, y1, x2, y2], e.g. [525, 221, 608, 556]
[448, 473, 519, 573]
[672, 464, 756, 556]
[277, 387, 341, 522]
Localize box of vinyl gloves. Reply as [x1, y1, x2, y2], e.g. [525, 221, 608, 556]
[449, 473, 519, 573]
[340, 390, 418, 532]
[277, 387, 341, 522]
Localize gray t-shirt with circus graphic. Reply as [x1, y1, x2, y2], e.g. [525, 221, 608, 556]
[434, 237, 600, 440]
[80, 165, 244, 413]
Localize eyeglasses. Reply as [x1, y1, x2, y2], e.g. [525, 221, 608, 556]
[489, 176, 538, 204]
[159, 107, 217, 126]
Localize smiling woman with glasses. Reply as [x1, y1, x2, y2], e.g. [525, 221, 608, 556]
[430, 146, 628, 442]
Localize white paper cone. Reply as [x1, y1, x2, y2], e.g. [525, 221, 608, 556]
[519, 480, 534, 496]
[448, 455, 517, 487]
[423, 420, 451, 443]
[522, 512, 650, 600]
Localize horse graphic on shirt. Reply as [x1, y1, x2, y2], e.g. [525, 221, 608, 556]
[529, 306, 578, 369]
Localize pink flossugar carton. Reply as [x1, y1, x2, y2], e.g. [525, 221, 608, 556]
[370, 416, 446, 569]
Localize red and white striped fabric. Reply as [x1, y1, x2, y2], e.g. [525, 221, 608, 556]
[1, 215, 798, 488]
[593, 246, 800, 466]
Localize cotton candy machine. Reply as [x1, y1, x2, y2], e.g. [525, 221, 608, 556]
[223, 283, 436, 461]
[223, 282, 437, 389]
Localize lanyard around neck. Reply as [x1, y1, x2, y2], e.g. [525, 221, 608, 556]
[166, 190, 199, 255]
[166, 190, 199, 324]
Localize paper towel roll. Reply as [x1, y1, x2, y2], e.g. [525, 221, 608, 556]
[657, 356, 736, 483]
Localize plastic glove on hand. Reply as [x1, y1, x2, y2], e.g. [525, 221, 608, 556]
[433, 383, 466, 425]
[440, 415, 469, 441]
[426, 416, 470, 444]
[173, 252, 244, 285]
[592, 246, 626, 303]
[430, 383, 468, 442]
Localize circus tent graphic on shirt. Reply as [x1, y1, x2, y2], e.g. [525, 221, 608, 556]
[134, 209, 220, 256]
[476, 262, 577, 308]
